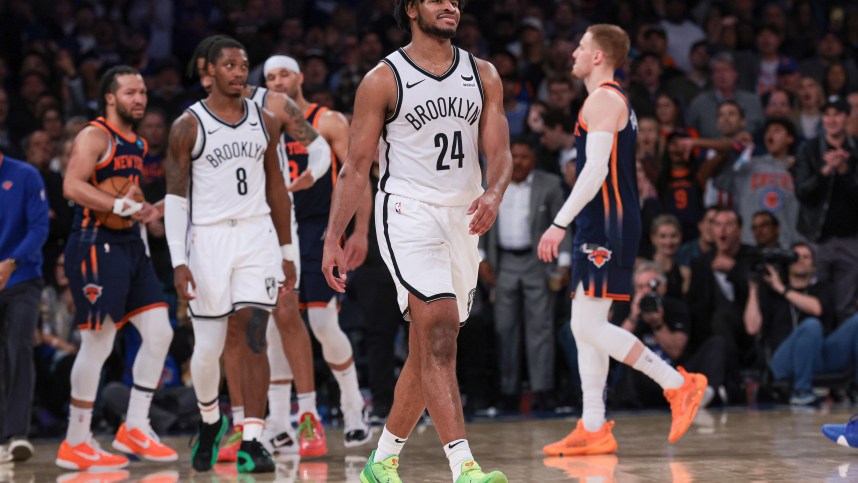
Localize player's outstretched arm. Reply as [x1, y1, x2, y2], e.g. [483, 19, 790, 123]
[322, 64, 392, 292]
[164, 112, 198, 300]
[267, 91, 332, 189]
[469, 59, 512, 236]
[538, 89, 623, 262]
[261, 109, 298, 291]
[63, 126, 128, 212]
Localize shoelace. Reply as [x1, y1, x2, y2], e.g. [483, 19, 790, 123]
[298, 416, 317, 441]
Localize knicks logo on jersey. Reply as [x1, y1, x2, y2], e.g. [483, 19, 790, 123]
[83, 283, 103, 304]
[404, 96, 481, 131]
[204, 141, 265, 168]
[583, 244, 613, 268]
[112, 154, 143, 171]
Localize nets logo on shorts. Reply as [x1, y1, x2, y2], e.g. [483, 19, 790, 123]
[83, 283, 103, 304]
[266, 277, 277, 300]
[583, 244, 612, 268]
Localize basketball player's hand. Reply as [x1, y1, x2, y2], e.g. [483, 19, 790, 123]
[467, 191, 501, 236]
[282, 260, 297, 293]
[288, 170, 315, 192]
[538, 226, 566, 263]
[343, 232, 368, 271]
[174, 265, 196, 300]
[133, 202, 160, 223]
[0, 259, 15, 293]
[322, 241, 348, 293]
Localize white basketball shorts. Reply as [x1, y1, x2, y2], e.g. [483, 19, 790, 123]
[376, 192, 479, 323]
[188, 214, 284, 318]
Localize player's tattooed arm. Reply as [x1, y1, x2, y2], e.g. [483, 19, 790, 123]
[267, 91, 319, 146]
[164, 112, 197, 196]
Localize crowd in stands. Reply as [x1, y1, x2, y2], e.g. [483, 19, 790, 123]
[2, 0, 858, 440]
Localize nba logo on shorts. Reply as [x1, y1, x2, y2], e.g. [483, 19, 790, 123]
[583, 245, 612, 268]
[266, 277, 276, 300]
[83, 283, 103, 304]
[466, 288, 476, 316]
[395, 201, 402, 214]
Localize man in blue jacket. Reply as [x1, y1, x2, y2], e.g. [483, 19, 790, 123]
[0, 150, 50, 463]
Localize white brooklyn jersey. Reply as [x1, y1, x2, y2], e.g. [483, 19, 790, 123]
[187, 98, 271, 225]
[379, 47, 484, 207]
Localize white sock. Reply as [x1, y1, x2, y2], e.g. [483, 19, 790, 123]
[332, 363, 363, 413]
[243, 418, 264, 441]
[297, 392, 319, 419]
[444, 439, 473, 481]
[374, 426, 406, 462]
[125, 386, 155, 430]
[632, 347, 684, 390]
[67, 406, 93, 446]
[199, 399, 221, 424]
[232, 406, 245, 427]
[268, 383, 292, 422]
[577, 340, 610, 433]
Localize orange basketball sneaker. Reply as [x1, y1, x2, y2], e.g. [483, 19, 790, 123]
[542, 420, 617, 456]
[112, 423, 178, 461]
[297, 412, 328, 458]
[56, 436, 129, 470]
[664, 367, 708, 444]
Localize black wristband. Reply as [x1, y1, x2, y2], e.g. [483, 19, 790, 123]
[552, 222, 566, 230]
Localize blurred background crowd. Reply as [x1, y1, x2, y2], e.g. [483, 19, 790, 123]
[2, 0, 858, 439]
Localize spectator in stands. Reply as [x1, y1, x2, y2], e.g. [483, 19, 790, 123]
[40, 107, 64, 151]
[798, 31, 858, 92]
[0, 88, 21, 160]
[628, 52, 664, 118]
[523, 101, 548, 143]
[612, 262, 726, 409]
[796, 76, 825, 140]
[333, 31, 383, 113]
[848, 91, 858, 137]
[481, 140, 569, 411]
[538, 109, 576, 185]
[688, 52, 764, 139]
[544, 76, 579, 117]
[648, 215, 689, 297]
[676, 206, 718, 268]
[637, 116, 661, 183]
[639, 25, 679, 76]
[659, 0, 705, 74]
[0, 149, 50, 463]
[503, 75, 529, 138]
[687, 208, 756, 394]
[762, 89, 795, 121]
[655, 93, 695, 140]
[656, 131, 706, 241]
[637, 159, 663, 259]
[750, 212, 782, 249]
[776, 58, 802, 97]
[715, 118, 799, 247]
[744, 243, 858, 406]
[794, 97, 858, 322]
[456, 14, 489, 59]
[537, 38, 575, 99]
[734, 24, 789, 96]
[665, 40, 711, 107]
[824, 62, 850, 98]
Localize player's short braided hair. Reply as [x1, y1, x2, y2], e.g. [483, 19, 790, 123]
[186, 35, 244, 78]
[393, 0, 467, 32]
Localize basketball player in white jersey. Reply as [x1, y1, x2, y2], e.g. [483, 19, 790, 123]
[185, 35, 331, 461]
[263, 54, 374, 451]
[164, 36, 297, 474]
[323, 1, 511, 481]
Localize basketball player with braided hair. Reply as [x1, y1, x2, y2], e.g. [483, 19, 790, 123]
[58, 65, 176, 470]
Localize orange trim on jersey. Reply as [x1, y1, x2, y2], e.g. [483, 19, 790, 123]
[610, 133, 623, 221]
[577, 111, 589, 132]
[602, 273, 609, 296]
[305, 103, 320, 119]
[89, 122, 117, 170]
[98, 117, 139, 144]
[570, 290, 630, 302]
[89, 245, 99, 280]
[298, 301, 342, 311]
[601, 182, 610, 227]
[116, 302, 169, 330]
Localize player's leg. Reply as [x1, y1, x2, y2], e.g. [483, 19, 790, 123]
[307, 297, 371, 446]
[230, 306, 275, 473]
[263, 311, 299, 456]
[216, 318, 245, 463]
[57, 320, 129, 470]
[189, 316, 230, 471]
[111, 306, 177, 461]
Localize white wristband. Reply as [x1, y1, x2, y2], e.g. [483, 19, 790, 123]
[164, 194, 189, 268]
[305, 135, 332, 182]
[281, 244, 297, 261]
[113, 197, 143, 217]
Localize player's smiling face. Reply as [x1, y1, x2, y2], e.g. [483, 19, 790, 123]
[412, 0, 460, 40]
[209, 47, 249, 98]
[265, 67, 301, 99]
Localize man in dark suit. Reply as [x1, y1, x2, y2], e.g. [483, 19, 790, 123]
[479, 139, 571, 409]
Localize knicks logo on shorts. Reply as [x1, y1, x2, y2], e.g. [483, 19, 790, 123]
[83, 283, 103, 304]
[266, 277, 276, 300]
[583, 245, 612, 268]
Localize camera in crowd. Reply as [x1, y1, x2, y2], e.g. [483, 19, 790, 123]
[640, 278, 662, 314]
[750, 247, 799, 279]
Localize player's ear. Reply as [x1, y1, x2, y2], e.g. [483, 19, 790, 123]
[406, 0, 419, 21]
[105, 92, 115, 108]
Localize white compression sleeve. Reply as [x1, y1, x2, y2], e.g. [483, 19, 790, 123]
[164, 194, 189, 267]
[553, 131, 614, 228]
[305, 135, 332, 182]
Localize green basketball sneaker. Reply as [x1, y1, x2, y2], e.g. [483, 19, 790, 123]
[360, 450, 402, 483]
[236, 439, 275, 473]
[455, 459, 508, 483]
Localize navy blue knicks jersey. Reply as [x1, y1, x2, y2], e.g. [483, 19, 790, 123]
[571, 81, 640, 301]
[72, 117, 148, 243]
[282, 104, 336, 222]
